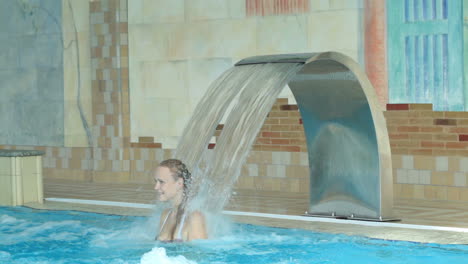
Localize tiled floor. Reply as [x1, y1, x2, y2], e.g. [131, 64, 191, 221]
[38, 179, 468, 244]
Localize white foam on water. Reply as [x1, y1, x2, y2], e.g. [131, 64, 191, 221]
[187, 229, 298, 257]
[89, 213, 161, 251]
[0, 251, 11, 261]
[0, 214, 19, 224]
[140, 247, 196, 264]
[0, 219, 83, 245]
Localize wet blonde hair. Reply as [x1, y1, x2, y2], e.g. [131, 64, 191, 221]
[159, 159, 191, 194]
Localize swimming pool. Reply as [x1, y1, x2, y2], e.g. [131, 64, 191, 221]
[1, 206, 467, 264]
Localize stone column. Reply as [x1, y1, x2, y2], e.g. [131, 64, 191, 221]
[0, 150, 44, 206]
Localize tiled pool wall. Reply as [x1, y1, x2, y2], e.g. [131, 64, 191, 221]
[2, 99, 468, 202]
[385, 103, 468, 201]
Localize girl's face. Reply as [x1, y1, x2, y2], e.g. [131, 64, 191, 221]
[154, 166, 184, 203]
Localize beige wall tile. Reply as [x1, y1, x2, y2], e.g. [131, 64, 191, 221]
[141, 61, 188, 99]
[257, 15, 309, 54]
[431, 171, 454, 186]
[424, 185, 447, 200]
[187, 58, 232, 108]
[406, 169, 418, 184]
[329, 0, 363, 9]
[308, 9, 361, 62]
[288, 178, 300, 192]
[454, 172, 467, 187]
[391, 155, 402, 169]
[247, 151, 273, 164]
[272, 152, 292, 165]
[419, 170, 431, 184]
[266, 165, 286, 178]
[243, 176, 254, 188]
[186, 0, 230, 21]
[168, 100, 191, 136]
[62, 0, 90, 33]
[128, 0, 144, 24]
[128, 25, 170, 61]
[271, 178, 281, 191]
[400, 184, 414, 198]
[290, 152, 302, 165]
[393, 183, 402, 197]
[447, 187, 461, 201]
[310, 0, 330, 11]
[460, 188, 468, 202]
[190, 19, 257, 59]
[163, 149, 175, 160]
[142, 0, 185, 24]
[286, 165, 309, 179]
[460, 157, 468, 172]
[402, 155, 414, 169]
[0, 176, 13, 205]
[448, 157, 460, 171]
[0, 157, 12, 175]
[247, 164, 259, 176]
[163, 24, 191, 60]
[435, 156, 449, 171]
[228, 0, 246, 19]
[413, 185, 425, 199]
[300, 152, 309, 166]
[299, 179, 309, 193]
[413, 156, 435, 170]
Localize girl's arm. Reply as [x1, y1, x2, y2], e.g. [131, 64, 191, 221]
[188, 211, 207, 241]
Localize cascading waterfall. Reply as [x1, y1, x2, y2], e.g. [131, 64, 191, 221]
[174, 64, 261, 201]
[175, 63, 302, 213]
[175, 64, 260, 168]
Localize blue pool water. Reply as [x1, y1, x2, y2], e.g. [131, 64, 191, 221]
[1, 206, 467, 264]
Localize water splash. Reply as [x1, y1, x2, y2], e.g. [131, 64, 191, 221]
[140, 247, 196, 264]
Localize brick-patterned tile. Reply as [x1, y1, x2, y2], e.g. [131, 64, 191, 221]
[386, 104, 409, 111]
[434, 119, 457, 126]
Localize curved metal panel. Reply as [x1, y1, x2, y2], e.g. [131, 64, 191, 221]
[236, 52, 395, 221]
[293, 52, 394, 220]
[235, 53, 319, 66]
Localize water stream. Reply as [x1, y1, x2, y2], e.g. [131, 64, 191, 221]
[175, 63, 302, 213]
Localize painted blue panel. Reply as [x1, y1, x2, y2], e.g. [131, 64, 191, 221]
[414, 0, 421, 21]
[422, 0, 429, 20]
[424, 35, 435, 100]
[442, 34, 449, 109]
[0, 0, 64, 146]
[405, 36, 415, 100]
[387, 0, 465, 110]
[416, 35, 425, 101]
[406, 0, 414, 22]
[435, 0, 444, 20]
[433, 34, 443, 108]
[443, 0, 448, 19]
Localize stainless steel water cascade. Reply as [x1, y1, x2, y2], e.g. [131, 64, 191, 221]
[236, 52, 396, 221]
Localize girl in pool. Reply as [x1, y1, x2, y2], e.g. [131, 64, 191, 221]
[154, 159, 207, 242]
